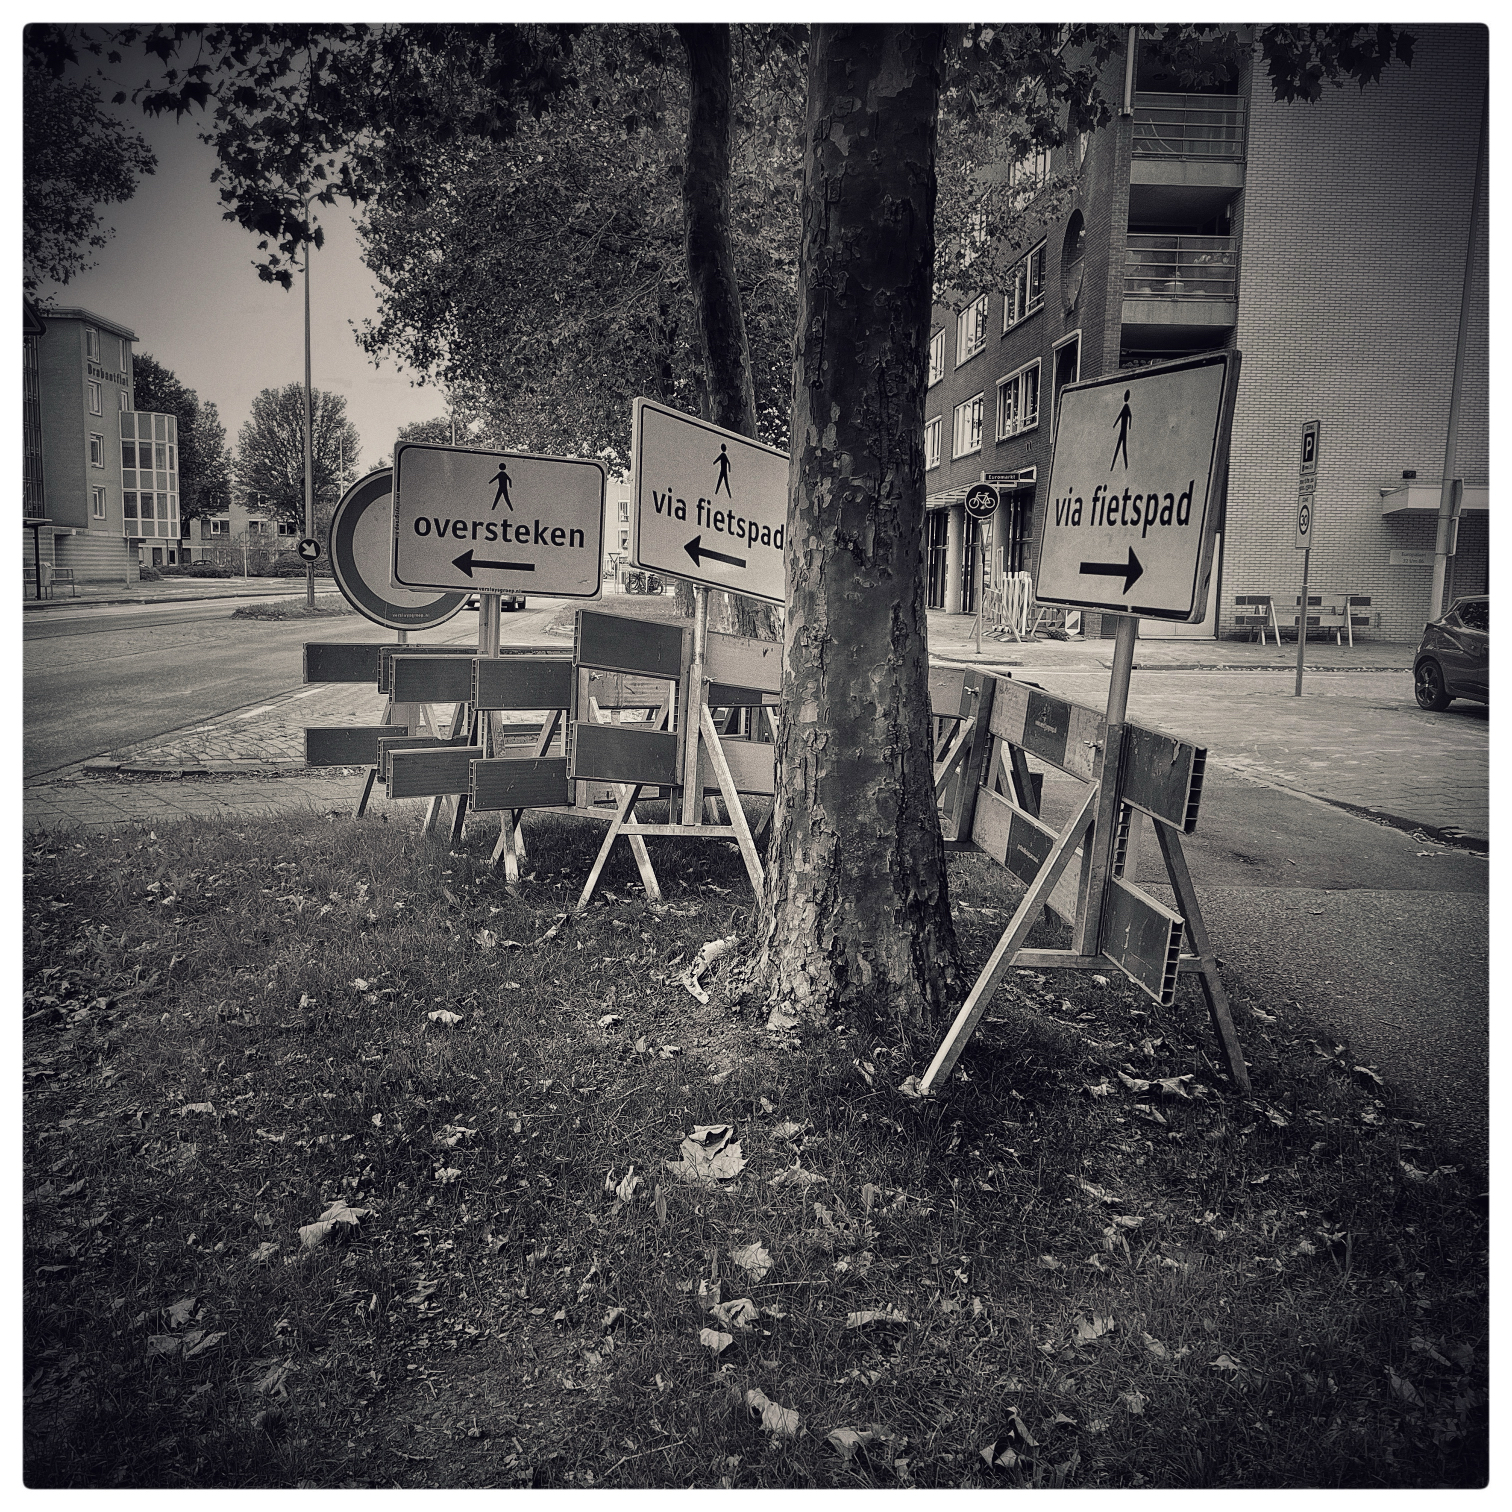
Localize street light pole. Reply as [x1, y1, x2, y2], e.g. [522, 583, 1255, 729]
[303, 196, 316, 608]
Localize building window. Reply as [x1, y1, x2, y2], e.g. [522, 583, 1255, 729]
[924, 416, 942, 470]
[997, 361, 1041, 440]
[952, 394, 984, 458]
[1004, 244, 1046, 330]
[120, 390, 131, 411]
[927, 329, 945, 387]
[248, 519, 266, 534]
[956, 296, 989, 365]
[119, 337, 128, 372]
[1007, 145, 1050, 205]
[89, 432, 105, 467]
[88, 380, 103, 415]
[124, 492, 138, 525]
[963, 200, 989, 266]
[85, 328, 99, 361]
[207, 519, 227, 535]
[91, 487, 106, 520]
[277, 521, 298, 536]
[618, 500, 630, 522]
[619, 528, 630, 551]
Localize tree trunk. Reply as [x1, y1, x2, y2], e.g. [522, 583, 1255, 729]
[760, 24, 954, 1036]
[678, 22, 774, 642]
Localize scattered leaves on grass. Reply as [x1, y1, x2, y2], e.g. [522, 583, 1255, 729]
[665, 1124, 746, 1185]
[730, 1241, 772, 1281]
[1119, 1389, 1148, 1415]
[427, 1009, 463, 1026]
[710, 1297, 761, 1331]
[769, 1162, 826, 1188]
[1074, 1314, 1115, 1344]
[1210, 1354, 1243, 1373]
[698, 1327, 734, 1355]
[844, 1307, 908, 1330]
[298, 1199, 371, 1249]
[172, 1102, 216, 1117]
[745, 1388, 799, 1439]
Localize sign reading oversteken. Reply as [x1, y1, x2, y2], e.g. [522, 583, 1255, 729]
[392, 442, 605, 597]
[1032, 351, 1240, 622]
[631, 398, 788, 604]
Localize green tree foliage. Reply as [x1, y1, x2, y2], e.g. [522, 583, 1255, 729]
[235, 384, 361, 530]
[22, 25, 157, 293]
[354, 24, 801, 471]
[129, 354, 234, 523]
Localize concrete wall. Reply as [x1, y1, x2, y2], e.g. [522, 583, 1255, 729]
[1222, 23, 1488, 643]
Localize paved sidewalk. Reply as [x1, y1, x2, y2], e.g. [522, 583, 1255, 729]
[21, 595, 1489, 851]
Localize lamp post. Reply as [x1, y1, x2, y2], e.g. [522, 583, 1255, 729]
[302, 193, 317, 609]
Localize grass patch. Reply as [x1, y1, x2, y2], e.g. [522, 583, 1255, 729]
[230, 599, 355, 622]
[22, 812, 1487, 1488]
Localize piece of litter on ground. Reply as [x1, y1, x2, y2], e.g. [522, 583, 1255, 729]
[680, 935, 739, 1005]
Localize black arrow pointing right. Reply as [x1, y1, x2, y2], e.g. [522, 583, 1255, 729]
[452, 550, 536, 577]
[1079, 546, 1144, 594]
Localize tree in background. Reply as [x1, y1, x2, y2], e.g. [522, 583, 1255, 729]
[129, 353, 233, 525]
[235, 384, 360, 532]
[22, 25, 157, 293]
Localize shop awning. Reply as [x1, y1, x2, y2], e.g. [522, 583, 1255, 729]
[1380, 482, 1488, 516]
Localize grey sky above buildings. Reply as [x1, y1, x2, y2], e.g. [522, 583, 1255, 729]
[33, 74, 441, 485]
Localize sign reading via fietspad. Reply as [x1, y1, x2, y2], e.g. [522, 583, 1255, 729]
[630, 398, 789, 604]
[392, 442, 605, 598]
[1033, 351, 1240, 622]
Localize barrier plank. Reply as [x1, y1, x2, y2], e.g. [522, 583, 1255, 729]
[471, 756, 572, 811]
[391, 654, 475, 705]
[305, 725, 408, 767]
[695, 737, 776, 796]
[377, 644, 473, 695]
[569, 721, 680, 787]
[1100, 876, 1184, 1007]
[575, 610, 686, 679]
[580, 668, 673, 712]
[387, 745, 485, 800]
[1120, 725, 1206, 834]
[988, 679, 1104, 782]
[304, 642, 387, 684]
[705, 631, 782, 695]
[969, 786, 1079, 926]
[928, 666, 969, 720]
[377, 735, 446, 780]
[473, 656, 575, 711]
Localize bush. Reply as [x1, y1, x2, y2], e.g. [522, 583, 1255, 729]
[137, 565, 161, 581]
[187, 562, 234, 579]
[272, 557, 332, 577]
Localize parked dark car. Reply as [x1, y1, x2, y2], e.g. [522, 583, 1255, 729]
[464, 593, 526, 611]
[1414, 595, 1488, 710]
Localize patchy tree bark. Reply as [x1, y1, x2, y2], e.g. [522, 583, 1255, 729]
[677, 22, 774, 639]
[761, 23, 954, 1035]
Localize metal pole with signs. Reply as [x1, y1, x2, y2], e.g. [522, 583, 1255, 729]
[917, 351, 1249, 1093]
[966, 481, 999, 655]
[1293, 420, 1320, 697]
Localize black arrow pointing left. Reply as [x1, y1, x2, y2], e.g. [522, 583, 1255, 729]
[452, 550, 535, 577]
[684, 535, 746, 570]
[1079, 546, 1144, 594]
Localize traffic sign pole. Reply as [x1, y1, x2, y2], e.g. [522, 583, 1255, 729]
[1294, 547, 1310, 698]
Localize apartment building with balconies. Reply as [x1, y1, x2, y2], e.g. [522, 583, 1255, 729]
[925, 23, 1487, 642]
[28, 306, 184, 584]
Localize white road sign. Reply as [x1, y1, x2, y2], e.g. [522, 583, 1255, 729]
[1294, 420, 1321, 550]
[631, 397, 788, 604]
[1033, 351, 1240, 622]
[392, 442, 605, 597]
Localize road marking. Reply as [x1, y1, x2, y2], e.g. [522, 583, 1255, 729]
[236, 706, 277, 721]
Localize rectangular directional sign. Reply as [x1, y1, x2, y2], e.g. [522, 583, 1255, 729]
[392, 442, 605, 597]
[630, 397, 788, 604]
[1294, 420, 1321, 550]
[1032, 350, 1240, 622]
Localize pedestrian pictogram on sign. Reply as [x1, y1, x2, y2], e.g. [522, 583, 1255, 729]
[1032, 351, 1240, 622]
[297, 537, 321, 561]
[392, 442, 605, 598]
[631, 398, 789, 605]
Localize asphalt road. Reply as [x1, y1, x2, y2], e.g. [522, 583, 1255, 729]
[21, 595, 565, 779]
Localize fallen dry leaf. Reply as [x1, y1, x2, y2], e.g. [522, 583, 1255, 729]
[699, 1327, 734, 1355]
[769, 1162, 826, 1188]
[745, 1388, 799, 1439]
[844, 1307, 908, 1329]
[427, 1009, 463, 1026]
[730, 1241, 772, 1281]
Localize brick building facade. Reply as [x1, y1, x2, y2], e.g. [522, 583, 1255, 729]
[925, 24, 1487, 642]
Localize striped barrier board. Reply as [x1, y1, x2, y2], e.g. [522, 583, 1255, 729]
[391, 654, 476, 705]
[376, 644, 473, 696]
[304, 642, 390, 684]
[1119, 724, 1206, 834]
[1101, 876, 1184, 1007]
[470, 756, 572, 811]
[575, 610, 687, 680]
[376, 735, 447, 781]
[473, 655, 575, 712]
[988, 678, 1105, 783]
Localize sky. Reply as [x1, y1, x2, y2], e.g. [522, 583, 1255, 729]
[31, 39, 456, 482]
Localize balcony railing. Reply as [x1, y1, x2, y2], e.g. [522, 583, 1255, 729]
[1124, 235, 1237, 300]
[1132, 92, 1246, 162]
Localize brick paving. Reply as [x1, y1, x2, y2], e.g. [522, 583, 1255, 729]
[21, 598, 1489, 850]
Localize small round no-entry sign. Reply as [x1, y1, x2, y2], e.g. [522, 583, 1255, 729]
[329, 470, 467, 631]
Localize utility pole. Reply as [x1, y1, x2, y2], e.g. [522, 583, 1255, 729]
[303, 195, 316, 609]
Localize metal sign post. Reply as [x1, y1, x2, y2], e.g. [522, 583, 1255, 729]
[966, 481, 998, 655]
[1293, 421, 1320, 698]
